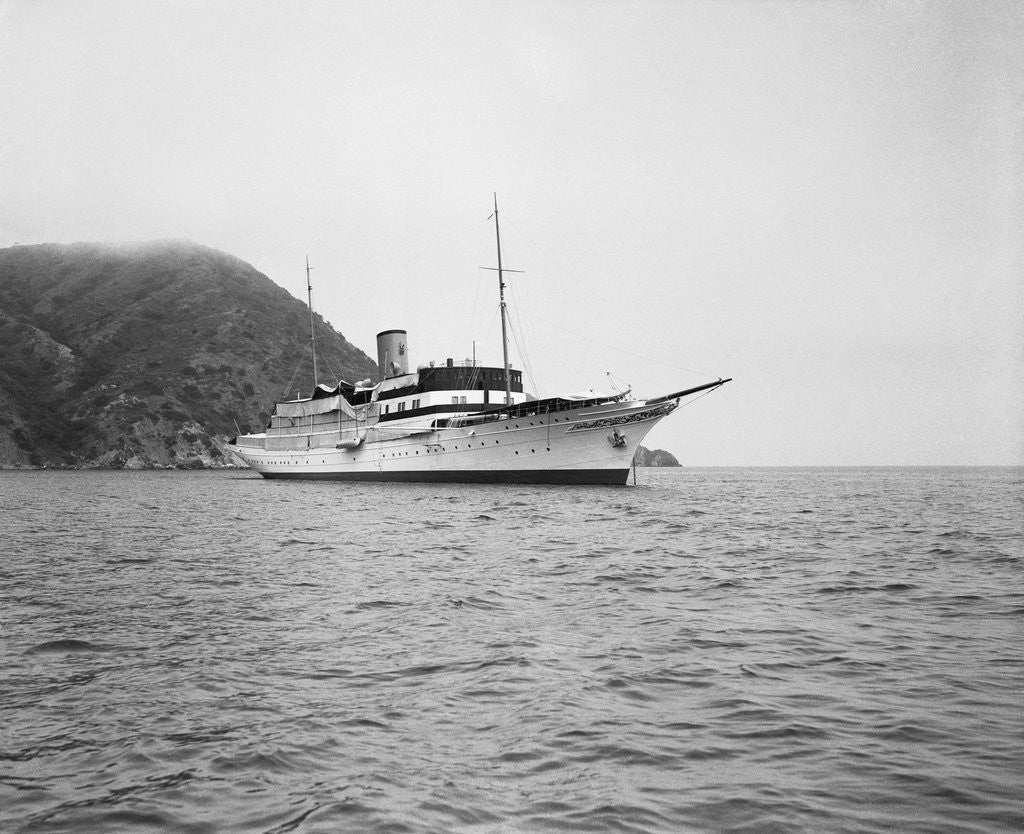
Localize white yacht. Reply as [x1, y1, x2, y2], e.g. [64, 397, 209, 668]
[228, 200, 729, 484]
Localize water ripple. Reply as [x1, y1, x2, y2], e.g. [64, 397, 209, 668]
[1, 467, 1022, 832]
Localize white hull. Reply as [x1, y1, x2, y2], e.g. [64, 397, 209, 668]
[229, 398, 678, 485]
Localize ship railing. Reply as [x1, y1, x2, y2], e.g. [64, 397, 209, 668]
[268, 420, 361, 437]
[265, 427, 362, 451]
[430, 395, 628, 428]
[480, 394, 626, 421]
[440, 413, 503, 429]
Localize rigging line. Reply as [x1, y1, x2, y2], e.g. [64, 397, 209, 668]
[502, 280, 539, 394]
[281, 353, 308, 401]
[605, 371, 630, 397]
[506, 317, 535, 397]
[458, 262, 486, 362]
[485, 304, 501, 363]
[504, 285, 542, 396]
[508, 275, 546, 395]
[675, 385, 726, 410]
[503, 222, 747, 376]
[503, 217, 713, 368]
[503, 284, 528, 381]
[319, 349, 341, 387]
[513, 303, 720, 380]
[510, 334, 540, 400]
[306, 316, 340, 387]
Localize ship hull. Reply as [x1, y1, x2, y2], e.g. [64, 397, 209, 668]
[229, 398, 676, 485]
[260, 467, 629, 485]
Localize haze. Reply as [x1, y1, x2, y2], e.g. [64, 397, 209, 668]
[1, 0, 1021, 465]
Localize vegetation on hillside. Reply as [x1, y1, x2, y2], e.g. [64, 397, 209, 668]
[0, 240, 378, 468]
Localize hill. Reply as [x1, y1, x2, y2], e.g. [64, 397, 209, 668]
[0, 241, 378, 468]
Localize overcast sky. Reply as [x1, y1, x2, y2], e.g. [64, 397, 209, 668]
[1, 0, 1021, 465]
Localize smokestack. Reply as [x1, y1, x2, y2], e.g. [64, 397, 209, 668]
[376, 329, 408, 379]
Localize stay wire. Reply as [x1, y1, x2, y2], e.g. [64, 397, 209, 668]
[504, 218, 723, 380]
[281, 354, 307, 401]
[506, 283, 545, 396]
[506, 314, 537, 398]
[318, 342, 341, 387]
[458, 261, 486, 363]
[512, 303, 713, 379]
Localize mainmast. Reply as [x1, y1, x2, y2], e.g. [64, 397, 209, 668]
[492, 195, 512, 405]
[482, 195, 523, 405]
[306, 255, 319, 387]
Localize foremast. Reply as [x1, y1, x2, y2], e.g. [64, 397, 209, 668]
[306, 255, 318, 386]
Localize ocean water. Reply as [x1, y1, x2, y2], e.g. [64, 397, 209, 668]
[1, 467, 1022, 833]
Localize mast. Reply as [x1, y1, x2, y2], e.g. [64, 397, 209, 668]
[306, 255, 318, 387]
[492, 195, 512, 405]
[482, 195, 523, 405]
